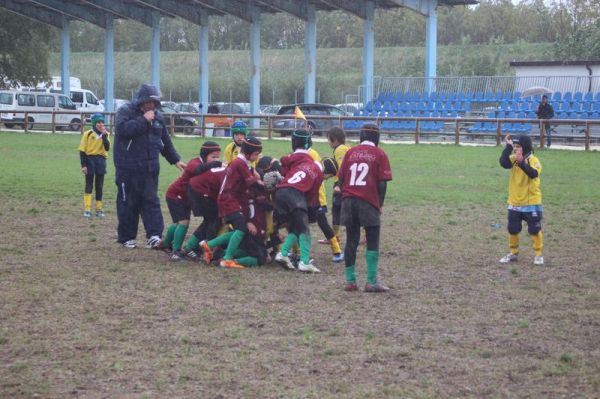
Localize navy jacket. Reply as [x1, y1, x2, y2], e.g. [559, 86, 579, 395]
[114, 84, 180, 173]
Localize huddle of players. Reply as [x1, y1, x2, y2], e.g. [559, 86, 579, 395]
[159, 121, 393, 293]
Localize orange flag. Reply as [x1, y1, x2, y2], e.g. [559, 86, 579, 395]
[294, 106, 306, 120]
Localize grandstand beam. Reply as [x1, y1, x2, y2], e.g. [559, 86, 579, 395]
[104, 14, 114, 112]
[249, 6, 261, 128]
[362, 1, 375, 103]
[256, 0, 308, 20]
[30, 0, 108, 28]
[304, 3, 316, 104]
[82, 0, 154, 27]
[60, 16, 70, 95]
[424, 0, 438, 93]
[0, 0, 63, 29]
[198, 13, 210, 114]
[150, 11, 161, 88]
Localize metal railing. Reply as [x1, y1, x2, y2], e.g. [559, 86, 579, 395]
[2, 110, 599, 151]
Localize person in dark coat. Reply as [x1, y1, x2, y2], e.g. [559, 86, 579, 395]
[536, 95, 554, 147]
[114, 83, 186, 249]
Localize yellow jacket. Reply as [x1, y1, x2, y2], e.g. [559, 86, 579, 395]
[307, 148, 327, 207]
[507, 154, 542, 206]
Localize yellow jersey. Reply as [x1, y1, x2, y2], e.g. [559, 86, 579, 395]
[332, 144, 350, 183]
[307, 148, 327, 207]
[78, 129, 110, 158]
[224, 141, 257, 167]
[507, 154, 542, 206]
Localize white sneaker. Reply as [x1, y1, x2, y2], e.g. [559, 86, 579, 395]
[122, 240, 136, 249]
[534, 256, 544, 265]
[145, 235, 162, 249]
[298, 260, 321, 273]
[499, 253, 518, 264]
[275, 252, 295, 270]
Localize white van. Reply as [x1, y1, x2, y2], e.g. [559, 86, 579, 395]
[70, 89, 103, 113]
[0, 91, 82, 130]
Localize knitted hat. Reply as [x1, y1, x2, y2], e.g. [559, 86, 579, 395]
[241, 135, 262, 155]
[231, 120, 248, 136]
[360, 123, 380, 146]
[199, 141, 221, 162]
[91, 113, 105, 128]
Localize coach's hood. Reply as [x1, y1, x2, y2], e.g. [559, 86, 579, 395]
[513, 134, 533, 156]
[133, 84, 161, 108]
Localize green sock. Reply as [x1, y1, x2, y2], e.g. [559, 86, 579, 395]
[185, 234, 200, 252]
[299, 233, 311, 264]
[280, 233, 298, 257]
[345, 265, 356, 283]
[163, 223, 177, 248]
[365, 250, 379, 285]
[172, 223, 189, 252]
[224, 230, 244, 260]
[235, 256, 258, 267]
[207, 231, 234, 248]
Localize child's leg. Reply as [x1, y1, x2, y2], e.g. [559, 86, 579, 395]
[94, 174, 105, 210]
[507, 210, 523, 255]
[332, 192, 342, 239]
[316, 210, 341, 256]
[84, 174, 94, 212]
[526, 211, 544, 257]
[344, 223, 360, 283]
[222, 212, 247, 261]
[172, 220, 189, 252]
[207, 230, 234, 248]
[163, 223, 177, 249]
[364, 225, 381, 285]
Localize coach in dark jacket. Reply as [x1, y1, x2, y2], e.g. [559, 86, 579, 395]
[114, 83, 186, 248]
[536, 95, 554, 147]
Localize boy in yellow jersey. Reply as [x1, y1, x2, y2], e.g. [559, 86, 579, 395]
[325, 126, 350, 242]
[306, 138, 344, 263]
[499, 134, 544, 265]
[79, 113, 110, 218]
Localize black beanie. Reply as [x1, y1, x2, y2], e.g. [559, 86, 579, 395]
[513, 134, 533, 156]
[360, 123, 380, 146]
[241, 136, 262, 155]
[199, 141, 221, 162]
[292, 129, 311, 151]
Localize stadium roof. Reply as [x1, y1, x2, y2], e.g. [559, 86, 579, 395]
[0, 0, 478, 28]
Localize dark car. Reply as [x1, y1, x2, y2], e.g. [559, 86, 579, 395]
[161, 105, 198, 135]
[273, 103, 347, 136]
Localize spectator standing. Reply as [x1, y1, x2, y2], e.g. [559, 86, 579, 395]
[113, 84, 186, 249]
[536, 95, 554, 147]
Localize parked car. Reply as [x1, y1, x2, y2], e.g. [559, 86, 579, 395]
[160, 105, 198, 135]
[0, 90, 80, 130]
[174, 103, 199, 114]
[210, 102, 245, 115]
[335, 102, 363, 115]
[260, 104, 281, 115]
[100, 98, 129, 112]
[273, 103, 347, 136]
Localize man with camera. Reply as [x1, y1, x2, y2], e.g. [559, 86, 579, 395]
[114, 83, 186, 249]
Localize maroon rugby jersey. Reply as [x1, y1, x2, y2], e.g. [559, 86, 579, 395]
[277, 151, 324, 207]
[218, 155, 258, 217]
[188, 165, 226, 201]
[337, 142, 392, 210]
[165, 157, 203, 202]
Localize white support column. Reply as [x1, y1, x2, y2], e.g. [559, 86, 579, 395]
[104, 14, 114, 112]
[425, 0, 438, 94]
[60, 16, 70, 95]
[150, 11, 161, 88]
[198, 13, 209, 114]
[249, 6, 261, 129]
[304, 4, 316, 104]
[362, 1, 375, 103]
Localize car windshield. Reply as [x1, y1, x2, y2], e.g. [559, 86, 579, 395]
[0, 93, 12, 105]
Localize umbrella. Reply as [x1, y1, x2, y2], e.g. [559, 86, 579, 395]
[522, 86, 553, 97]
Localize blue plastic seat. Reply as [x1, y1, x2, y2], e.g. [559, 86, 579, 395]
[574, 92, 583, 102]
[552, 92, 562, 102]
[595, 92, 600, 101]
[563, 92, 572, 102]
[527, 111, 536, 119]
[583, 92, 593, 102]
[474, 92, 484, 102]
[590, 112, 599, 120]
[579, 112, 589, 120]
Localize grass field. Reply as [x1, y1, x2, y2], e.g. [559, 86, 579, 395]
[1, 131, 599, 398]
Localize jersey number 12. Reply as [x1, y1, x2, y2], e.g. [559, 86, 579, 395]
[349, 162, 368, 186]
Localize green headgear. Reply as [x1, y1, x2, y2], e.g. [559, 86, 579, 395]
[91, 113, 105, 128]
